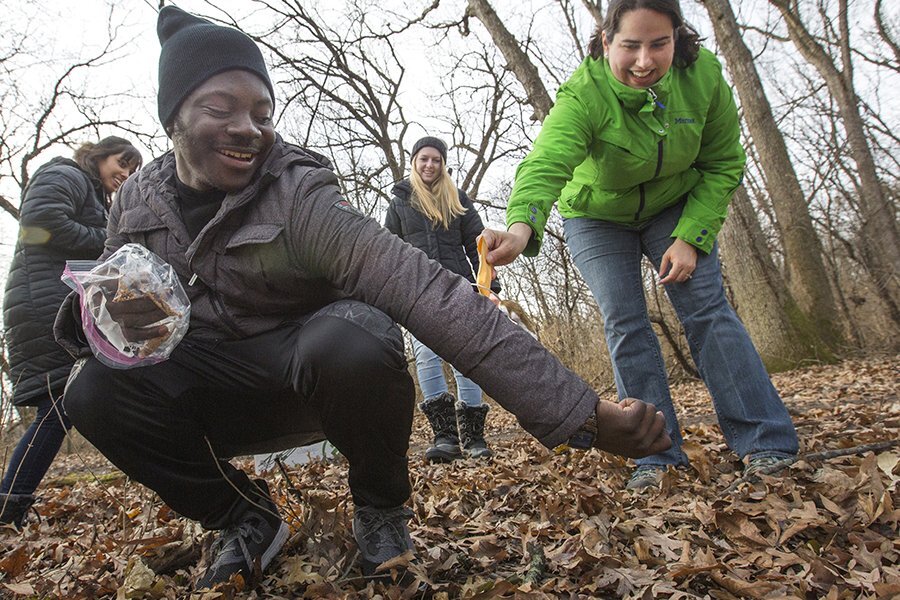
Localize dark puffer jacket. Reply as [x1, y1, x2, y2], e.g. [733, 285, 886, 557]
[385, 180, 500, 293]
[3, 157, 108, 405]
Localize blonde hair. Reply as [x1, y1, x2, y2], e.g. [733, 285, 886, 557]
[409, 151, 465, 229]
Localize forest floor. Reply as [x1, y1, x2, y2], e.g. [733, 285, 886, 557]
[1, 354, 898, 599]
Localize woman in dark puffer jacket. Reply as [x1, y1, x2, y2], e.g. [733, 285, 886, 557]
[385, 136, 500, 462]
[1, 136, 142, 528]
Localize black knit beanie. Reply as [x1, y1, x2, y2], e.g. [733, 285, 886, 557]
[157, 6, 275, 129]
[411, 136, 447, 162]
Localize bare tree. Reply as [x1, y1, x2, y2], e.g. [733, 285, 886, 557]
[699, 0, 844, 354]
[871, 0, 900, 69]
[719, 186, 828, 368]
[768, 0, 900, 323]
[438, 45, 533, 199]
[579, 0, 604, 27]
[0, 1, 156, 221]
[463, 0, 554, 121]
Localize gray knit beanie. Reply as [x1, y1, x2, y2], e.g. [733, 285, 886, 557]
[157, 6, 275, 129]
[411, 136, 447, 161]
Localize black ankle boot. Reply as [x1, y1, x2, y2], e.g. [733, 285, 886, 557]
[0, 493, 37, 529]
[456, 401, 493, 459]
[419, 393, 463, 462]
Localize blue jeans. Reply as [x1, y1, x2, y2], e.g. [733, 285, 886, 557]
[563, 202, 798, 467]
[410, 336, 484, 407]
[1, 393, 72, 495]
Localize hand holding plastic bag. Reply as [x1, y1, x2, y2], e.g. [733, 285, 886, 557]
[62, 243, 190, 369]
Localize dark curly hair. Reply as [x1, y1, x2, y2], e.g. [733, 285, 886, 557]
[73, 136, 143, 181]
[587, 0, 702, 68]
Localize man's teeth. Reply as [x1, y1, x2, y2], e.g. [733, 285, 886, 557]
[221, 150, 254, 160]
[632, 70, 651, 77]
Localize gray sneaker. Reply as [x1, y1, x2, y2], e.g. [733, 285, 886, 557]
[745, 455, 789, 478]
[352, 505, 414, 578]
[625, 465, 667, 490]
[195, 481, 289, 589]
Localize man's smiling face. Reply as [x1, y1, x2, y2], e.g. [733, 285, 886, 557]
[171, 70, 275, 192]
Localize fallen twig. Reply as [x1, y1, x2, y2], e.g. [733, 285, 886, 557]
[43, 470, 125, 488]
[523, 542, 547, 585]
[721, 439, 899, 496]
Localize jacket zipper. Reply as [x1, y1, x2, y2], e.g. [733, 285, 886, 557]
[635, 140, 664, 221]
[187, 271, 244, 338]
[634, 88, 667, 221]
[208, 289, 244, 338]
[635, 186, 646, 221]
[653, 140, 664, 178]
[648, 87, 666, 110]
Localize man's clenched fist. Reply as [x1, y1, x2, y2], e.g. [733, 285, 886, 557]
[593, 397, 671, 458]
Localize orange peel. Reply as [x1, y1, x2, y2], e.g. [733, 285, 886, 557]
[476, 237, 493, 297]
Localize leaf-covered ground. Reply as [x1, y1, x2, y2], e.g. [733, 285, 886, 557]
[1, 355, 898, 599]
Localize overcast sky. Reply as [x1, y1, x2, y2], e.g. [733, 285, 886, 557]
[0, 0, 449, 269]
[2, 0, 896, 286]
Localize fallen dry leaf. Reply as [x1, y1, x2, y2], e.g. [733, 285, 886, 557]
[0, 355, 897, 598]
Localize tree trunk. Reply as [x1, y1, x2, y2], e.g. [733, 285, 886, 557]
[465, 0, 554, 121]
[699, 0, 843, 352]
[770, 0, 900, 325]
[719, 187, 829, 370]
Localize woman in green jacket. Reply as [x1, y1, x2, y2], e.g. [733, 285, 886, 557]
[482, 0, 798, 490]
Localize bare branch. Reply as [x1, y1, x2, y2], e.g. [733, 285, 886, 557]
[873, 0, 900, 68]
[580, 0, 603, 27]
[465, 0, 553, 121]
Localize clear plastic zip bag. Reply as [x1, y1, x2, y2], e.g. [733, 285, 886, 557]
[61, 243, 191, 369]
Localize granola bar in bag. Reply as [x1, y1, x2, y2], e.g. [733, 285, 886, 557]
[62, 243, 190, 369]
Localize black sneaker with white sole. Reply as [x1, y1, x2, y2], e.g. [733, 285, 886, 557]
[195, 480, 289, 589]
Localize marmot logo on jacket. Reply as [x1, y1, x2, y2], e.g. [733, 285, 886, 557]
[674, 117, 696, 124]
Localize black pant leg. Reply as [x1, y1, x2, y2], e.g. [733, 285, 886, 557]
[287, 301, 414, 508]
[63, 352, 263, 529]
[64, 300, 415, 527]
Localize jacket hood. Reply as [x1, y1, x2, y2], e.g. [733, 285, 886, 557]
[44, 156, 83, 171]
[32, 156, 104, 197]
[390, 178, 411, 199]
[34, 156, 88, 181]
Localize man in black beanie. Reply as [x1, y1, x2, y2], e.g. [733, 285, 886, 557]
[57, 4, 669, 592]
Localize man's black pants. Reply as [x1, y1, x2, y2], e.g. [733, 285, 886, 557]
[64, 300, 415, 529]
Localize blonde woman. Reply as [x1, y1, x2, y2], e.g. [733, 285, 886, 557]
[385, 137, 500, 461]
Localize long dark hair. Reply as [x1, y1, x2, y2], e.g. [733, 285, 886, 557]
[587, 0, 701, 68]
[73, 136, 143, 180]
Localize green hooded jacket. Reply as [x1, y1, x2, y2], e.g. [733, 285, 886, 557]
[507, 47, 745, 256]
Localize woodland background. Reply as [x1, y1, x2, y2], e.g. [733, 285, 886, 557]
[0, 0, 898, 598]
